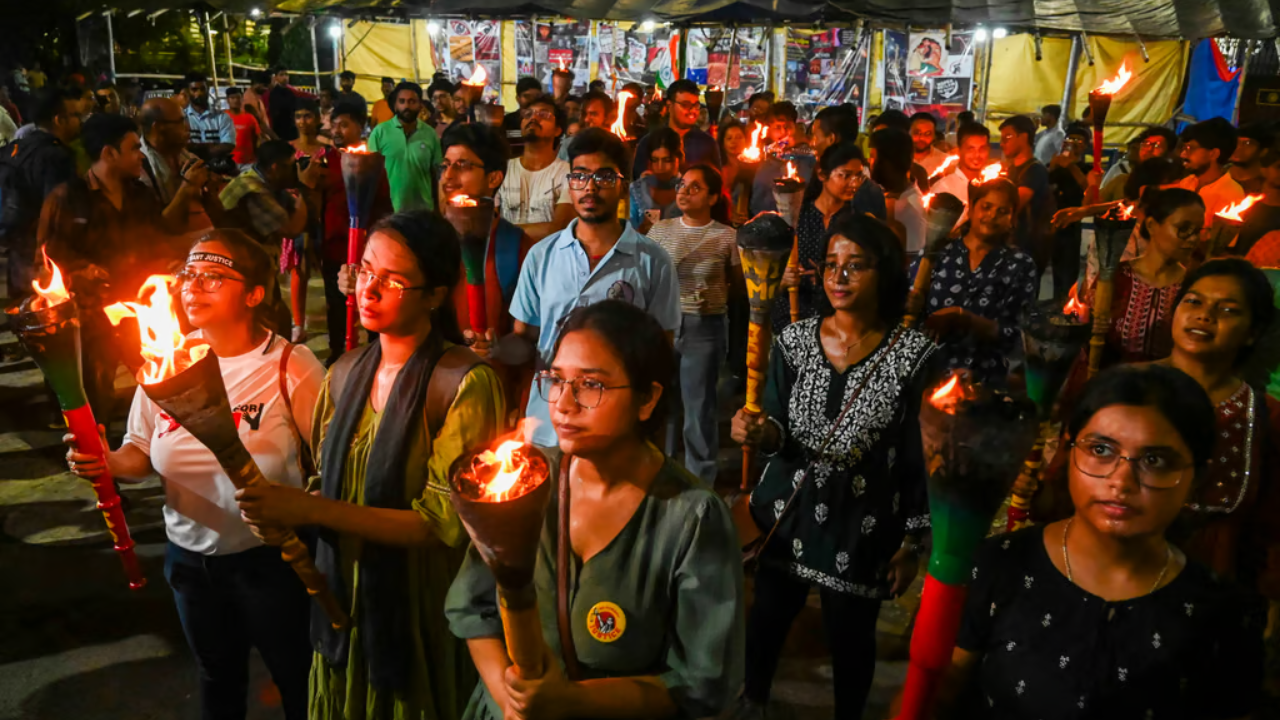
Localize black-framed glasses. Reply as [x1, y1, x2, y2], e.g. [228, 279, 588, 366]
[675, 180, 704, 194]
[567, 170, 621, 190]
[177, 270, 245, 293]
[1069, 441, 1191, 489]
[522, 108, 555, 121]
[356, 268, 427, 298]
[536, 372, 630, 409]
[671, 99, 701, 112]
[437, 159, 485, 174]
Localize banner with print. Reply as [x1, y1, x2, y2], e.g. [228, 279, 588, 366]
[881, 28, 974, 120]
[427, 20, 501, 102]
[784, 27, 866, 121]
[598, 23, 675, 90]
[527, 20, 592, 95]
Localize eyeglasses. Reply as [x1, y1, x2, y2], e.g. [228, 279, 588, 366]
[522, 108, 555, 121]
[356, 268, 427, 298]
[177, 270, 245, 293]
[821, 260, 875, 277]
[437, 159, 485, 174]
[675, 181, 705, 194]
[672, 99, 701, 112]
[567, 170, 621, 190]
[1141, 140, 1166, 149]
[829, 169, 864, 185]
[1070, 441, 1191, 489]
[536, 372, 630, 409]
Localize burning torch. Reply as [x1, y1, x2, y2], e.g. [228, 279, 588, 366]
[1209, 195, 1264, 258]
[6, 256, 146, 590]
[1088, 203, 1138, 379]
[705, 86, 724, 135]
[737, 213, 794, 490]
[1086, 63, 1134, 203]
[896, 372, 1037, 719]
[906, 192, 966, 327]
[445, 194, 495, 336]
[773, 162, 805, 324]
[927, 155, 960, 186]
[1005, 297, 1091, 531]
[735, 123, 768, 223]
[340, 144, 384, 351]
[450, 439, 552, 678]
[105, 277, 348, 628]
[460, 65, 488, 122]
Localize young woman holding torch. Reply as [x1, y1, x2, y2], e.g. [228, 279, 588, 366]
[445, 300, 744, 720]
[64, 230, 325, 720]
[938, 365, 1266, 718]
[729, 214, 935, 720]
[236, 210, 506, 720]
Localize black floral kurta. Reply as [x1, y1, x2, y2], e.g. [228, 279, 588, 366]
[956, 527, 1266, 719]
[910, 239, 1038, 386]
[749, 319, 934, 597]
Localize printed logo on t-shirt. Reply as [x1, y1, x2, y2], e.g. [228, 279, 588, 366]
[231, 403, 264, 432]
[157, 412, 182, 438]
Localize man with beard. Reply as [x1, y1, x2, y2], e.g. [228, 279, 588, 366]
[632, 79, 720, 178]
[366, 81, 441, 211]
[558, 90, 614, 162]
[504, 76, 544, 157]
[1177, 117, 1244, 225]
[183, 72, 235, 158]
[335, 70, 365, 109]
[1000, 115, 1054, 274]
[931, 122, 990, 224]
[369, 76, 396, 129]
[428, 78, 457, 135]
[909, 111, 949, 175]
[475, 127, 679, 449]
[1229, 123, 1272, 195]
[219, 139, 313, 255]
[498, 94, 573, 241]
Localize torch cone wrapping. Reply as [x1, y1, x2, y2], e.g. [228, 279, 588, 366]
[140, 352, 349, 629]
[450, 445, 552, 678]
[444, 197, 497, 334]
[1088, 212, 1137, 378]
[705, 88, 724, 127]
[899, 378, 1035, 719]
[738, 213, 794, 489]
[774, 180, 805, 325]
[1207, 215, 1243, 258]
[1007, 302, 1092, 530]
[7, 298, 146, 590]
[907, 193, 966, 326]
[341, 150, 386, 351]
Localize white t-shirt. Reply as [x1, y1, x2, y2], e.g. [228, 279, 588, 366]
[499, 157, 572, 226]
[646, 217, 740, 315]
[895, 184, 929, 255]
[931, 169, 973, 225]
[124, 334, 325, 555]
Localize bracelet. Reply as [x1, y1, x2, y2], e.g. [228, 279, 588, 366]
[760, 416, 786, 458]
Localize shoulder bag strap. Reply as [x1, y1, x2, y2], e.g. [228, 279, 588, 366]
[276, 338, 317, 478]
[556, 456, 584, 681]
[424, 344, 484, 438]
[752, 327, 905, 559]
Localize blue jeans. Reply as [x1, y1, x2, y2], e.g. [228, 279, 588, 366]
[164, 542, 312, 720]
[669, 313, 726, 485]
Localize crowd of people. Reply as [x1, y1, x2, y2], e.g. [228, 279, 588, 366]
[1, 57, 1278, 719]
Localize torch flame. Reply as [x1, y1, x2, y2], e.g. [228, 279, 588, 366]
[462, 65, 487, 87]
[922, 193, 936, 210]
[929, 154, 960, 180]
[930, 374, 962, 408]
[556, 57, 568, 72]
[738, 122, 767, 163]
[1216, 194, 1264, 223]
[449, 193, 479, 207]
[783, 161, 799, 181]
[1063, 283, 1089, 322]
[611, 91, 635, 141]
[1117, 202, 1135, 220]
[31, 248, 71, 310]
[973, 162, 1005, 185]
[103, 275, 208, 385]
[1093, 62, 1133, 96]
[341, 143, 370, 154]
[477, 440, 527, 500]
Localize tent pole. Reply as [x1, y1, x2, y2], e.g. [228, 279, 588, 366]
[203, 12, 221, 96]
[410, 18, 422, 83]
[224, 15, 235, 85]
[1062, 35, 1081, 120]
[1233, 42, 1251, 125]
[978, 32, 994, 124]
[310, 19, 323, 92]
[105, 11, 117, 80]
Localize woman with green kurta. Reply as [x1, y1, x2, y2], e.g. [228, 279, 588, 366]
[444, 299, 744, 720]
[236, 209, 505, 720]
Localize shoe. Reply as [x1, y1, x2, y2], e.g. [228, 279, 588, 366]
[721, 696, 766, 720]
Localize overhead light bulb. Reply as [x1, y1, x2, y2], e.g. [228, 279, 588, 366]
[249, 7, 262, 18]
[974, 28, 989, 42]
[327, 23, 342, 39]
[993, 28, 1008, 39]
[641, 20, 655, 32]
[427, 21, 441, 34]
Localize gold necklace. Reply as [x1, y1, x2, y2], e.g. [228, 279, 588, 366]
[1062, 518, 1172, 594]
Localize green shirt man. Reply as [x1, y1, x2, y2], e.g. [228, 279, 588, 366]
[367, 83, 441, 212]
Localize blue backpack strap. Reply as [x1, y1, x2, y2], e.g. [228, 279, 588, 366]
[494, 219, 523, 306]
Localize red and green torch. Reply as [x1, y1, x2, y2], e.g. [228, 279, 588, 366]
[1086, 63, 1133, 203]
[340, 143, 384, 351]
[6, 257, 146, 589]
[445, 194, 495, 336]
[896, 372, 1036, 719]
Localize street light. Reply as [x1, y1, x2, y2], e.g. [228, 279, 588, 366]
[992, 28, 1008, 39]
[640, 19, 656, 32]
[974, 28, 989, 42]
[249, 7, 262, 18]
[328, 23, 342, 39]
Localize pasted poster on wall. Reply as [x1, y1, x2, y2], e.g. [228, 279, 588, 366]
[428, 20, 501, 102]
[598, 23, 674, 90]
[784, 27, 866, 120]
[531, 20, 592, 94]
[882, 28, 974, 120]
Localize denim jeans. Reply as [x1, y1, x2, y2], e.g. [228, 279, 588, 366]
[164, 542, 312, 720]
[669, 313, 726, 485]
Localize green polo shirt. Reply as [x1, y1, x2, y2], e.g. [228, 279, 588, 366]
[367, 115, 441, 212]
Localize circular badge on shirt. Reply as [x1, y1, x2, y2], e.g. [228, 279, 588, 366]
[586, 601, 626, 643]
[606, 280, 635, 304]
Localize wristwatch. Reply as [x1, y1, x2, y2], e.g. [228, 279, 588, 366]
[901, 538, 927, 558]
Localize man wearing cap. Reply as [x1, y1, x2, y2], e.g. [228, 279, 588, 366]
[503, 76, 544, 157]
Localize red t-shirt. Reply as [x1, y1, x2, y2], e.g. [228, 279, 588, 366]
[226, 110, 259, 165]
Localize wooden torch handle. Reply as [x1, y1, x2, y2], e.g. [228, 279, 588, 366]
[787, 236, 800, 324]
[1087, 279, 1116, 380]
[905, 256, 935, 328]
[742, 321, 771, 491]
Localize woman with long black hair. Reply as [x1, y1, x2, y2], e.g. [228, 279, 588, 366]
[235, 210, 506, 720]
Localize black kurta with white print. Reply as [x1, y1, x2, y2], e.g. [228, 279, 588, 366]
[956, 527, 1266, 719]
[909, 238, 1038, 387]
[748, 319, 934, 598]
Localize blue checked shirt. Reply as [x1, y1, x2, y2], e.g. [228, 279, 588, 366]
[185, 106, 235, 146]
